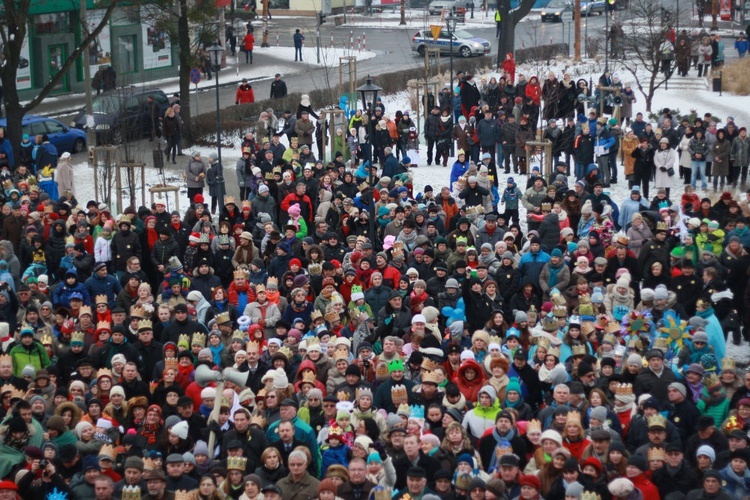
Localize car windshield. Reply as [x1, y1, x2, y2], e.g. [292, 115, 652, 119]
[453, 30, 474, 39]
[91, 95, 120, 114]
[546, 0, 569, 7]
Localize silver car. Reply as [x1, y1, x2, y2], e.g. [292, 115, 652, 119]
[427, 0, 470, 15]
[411, 28, 491, 58]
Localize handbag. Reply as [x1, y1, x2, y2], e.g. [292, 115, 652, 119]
[667, 167, 675, 176]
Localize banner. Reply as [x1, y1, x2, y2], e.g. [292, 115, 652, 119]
[86, 10, 113, 66]
[141, 6, 172, 69]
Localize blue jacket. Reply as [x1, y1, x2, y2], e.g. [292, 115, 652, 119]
[519, 250, 550, 285]
[52, 281, 90, 308]
[735, 38, 748, 54]
[84, 274, 122, 308]
[596, 127, 616, 152]
[381, 153, 402, 179]
[618, 195, 649, 229]
[450, 160, 470, 185]
[724, 226, 750, 248]
[321, 444, 350, 477]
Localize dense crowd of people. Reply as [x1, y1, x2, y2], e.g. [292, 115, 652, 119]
[1, 61, 750, 500]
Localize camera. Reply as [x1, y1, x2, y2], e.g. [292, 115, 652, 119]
[40, 459, 48, 469]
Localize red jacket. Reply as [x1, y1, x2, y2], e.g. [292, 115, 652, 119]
[243, 33, 255, 51]
[236, 84, 255, 105]
[631, 473, 660, 499]
[454, 359, 486, 403]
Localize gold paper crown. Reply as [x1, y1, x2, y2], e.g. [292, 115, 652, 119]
[421, 371, 440, 385]
[566, 411, 582, 424]
[310, 310, 323, 322]
[647, 447, 666, 461]
[71, 331, 85, 344]
[606, 321, 621, 335]
[164, 357, 178, 372]
[233, 269, 248, 279]
[420, 358, 439, 371]
[241, 200, 252, 209]
[246, 340, 260, 352]
[325, 311, 340, 322]
[192, 332, 206, 347]
[653, 337, 669, 350]
[178, 333, 190, 346]
[705, 373, 721, 390]
[647, 414, 667, 429]
[372, 488, 393, 500]
[602, 333, 618, 346]
[215, 312, 232, 325]
[142, 457, 158, 471]
[615, 383, 633, 396]
[301, 371, 317, 385]
[306, 337, 320, 347]
[571, 344, 587, 357]
[375, 361, 390, 380]
[227, 456, 248, 471]
[130, 306, 146, 318]
[137, 319, 152, 332]
[121, 485, 141, 500]
[656, 221, 668, 231]
[553, 304, 568, 318]
[537, 337, 551, 351]
[41, 333, 53, 345]
[98, 443, 117, 461]
[527, 419, 542, 433]
[723, 357, 736, 372]
[541, 202, 552, 212]
[580, 493, 602, 500]
[9, 387, 24, 400]
[95, 294, 108, 305]
[97, 368, 113, 380]
[96, 321, 111, 332]
[336, 390, 350, 401]
[547, 346, 561, 359]
[174, 491, 192, 500]
[231, 329, 245, 341]
[278, 346, 293, 360]
[489, 335, 502, 345]
[0, 384, 13, 395]
[0, 355, 10, 365]
[78, 305, 92, 317]
[266, 276, 278, 287]
[224, 196, 236, 206]
[697, 298, 711, 310]
[391, 385, 409, 406]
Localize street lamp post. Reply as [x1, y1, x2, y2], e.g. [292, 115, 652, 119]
[445, 14, 458, 98]
[208, 43, 226, 205]
[357, 75, 382, 241]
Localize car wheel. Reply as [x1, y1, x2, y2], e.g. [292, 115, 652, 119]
[459, 46, 472, 58]
[72, 138, 86, 154]
[417, 45, 426, 56]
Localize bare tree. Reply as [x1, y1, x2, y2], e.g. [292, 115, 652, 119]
[0, 0, 118, 158]
[618, 0, 669, 112]
[495, 0, 539, 67]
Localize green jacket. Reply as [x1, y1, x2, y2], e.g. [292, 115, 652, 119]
[9, 340, 51, 377]
[697, 389, 730, 428]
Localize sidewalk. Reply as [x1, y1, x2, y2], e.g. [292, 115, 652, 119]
[31, 37, 375, 118]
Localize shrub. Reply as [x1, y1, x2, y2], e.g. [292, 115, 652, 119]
[721, 57, 750, 96]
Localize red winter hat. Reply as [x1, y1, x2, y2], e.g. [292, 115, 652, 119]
[289, 258, 302, 269]
[194, 193, 205, 203]
[519, 475, 541, 491]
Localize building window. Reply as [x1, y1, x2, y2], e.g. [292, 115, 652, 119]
[32, 13, 71, 35]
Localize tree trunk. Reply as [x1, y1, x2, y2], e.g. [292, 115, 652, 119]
[400, 0, 406, 25]
[495, 0, 537, 67]
[179, 0, 193, 142]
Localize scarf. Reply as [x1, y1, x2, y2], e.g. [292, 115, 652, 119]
[688, 381, 703, 404]
[504, 393, 523, 409]
[210, 343, 225, 366]
[697, 307, 715, 319]
[141, 422, 162, 445]
[547, 261, 564, 287]
[488, 427, 515, 471]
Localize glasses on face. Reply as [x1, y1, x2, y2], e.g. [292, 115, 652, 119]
[323, 403, 336, 408]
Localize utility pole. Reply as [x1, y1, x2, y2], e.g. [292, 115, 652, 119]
[80, 0, 96, 149]
[574, 0, 581, 61]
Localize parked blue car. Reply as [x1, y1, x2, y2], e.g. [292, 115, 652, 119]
[0, 116, 87, 154]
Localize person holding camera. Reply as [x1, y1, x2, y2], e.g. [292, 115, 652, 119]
[18, 451, 73, 498]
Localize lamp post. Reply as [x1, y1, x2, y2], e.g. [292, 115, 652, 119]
[445, 14, 458, 98]
[357, 75, 382, 240]
[208, 43, 226, 205]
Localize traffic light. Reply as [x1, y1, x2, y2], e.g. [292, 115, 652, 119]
[318, 12, 326, 25]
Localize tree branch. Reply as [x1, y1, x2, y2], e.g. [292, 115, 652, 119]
[22, 0, 120, 112]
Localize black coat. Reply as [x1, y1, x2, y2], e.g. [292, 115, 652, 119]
[393, 452, 441, 490]
[653, 459, 701, 497]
